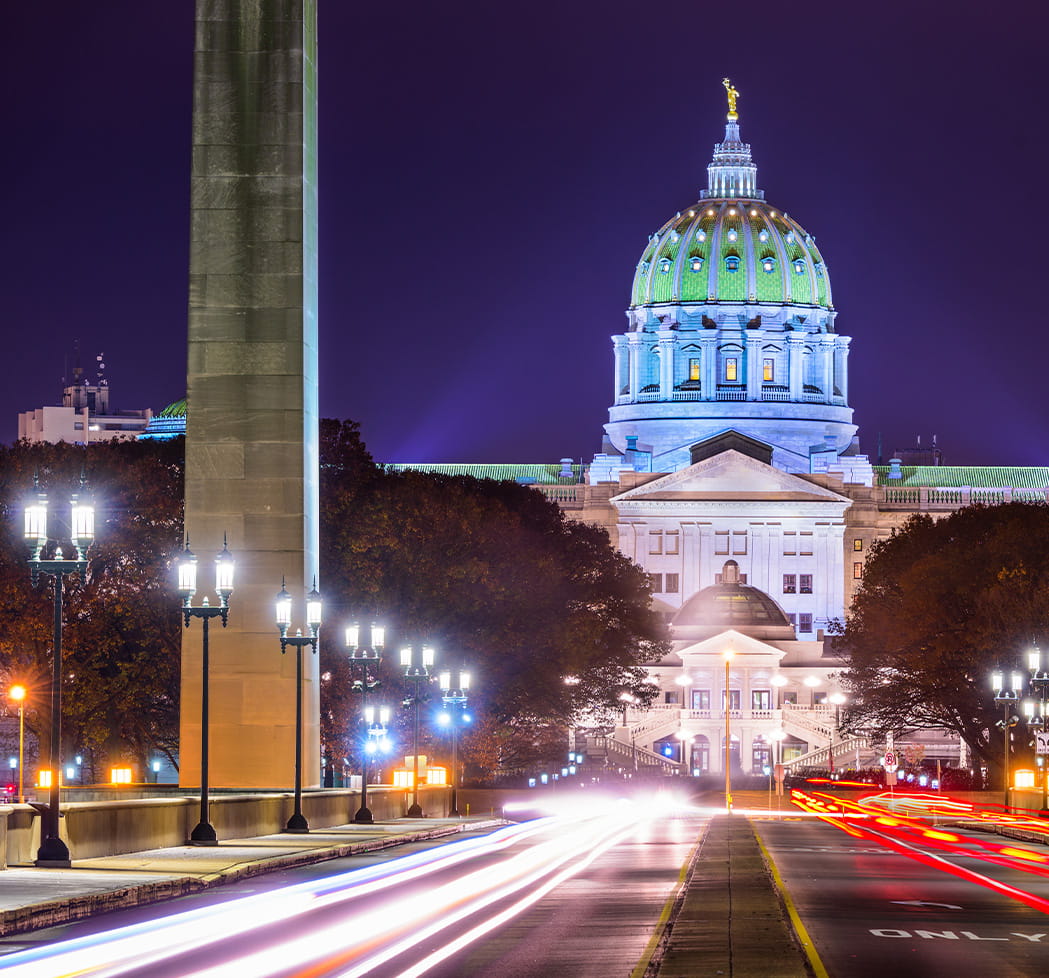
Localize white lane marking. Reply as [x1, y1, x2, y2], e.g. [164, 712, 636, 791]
[870, 929, 1047, 942]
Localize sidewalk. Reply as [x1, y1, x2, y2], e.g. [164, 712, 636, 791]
[0, 817, 499, 938]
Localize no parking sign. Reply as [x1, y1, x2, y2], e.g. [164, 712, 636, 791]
[883, 750, 898, 769]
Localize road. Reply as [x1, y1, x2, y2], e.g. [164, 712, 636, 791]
[757, 792, 1049, 978]
[0, 797, 706, 978]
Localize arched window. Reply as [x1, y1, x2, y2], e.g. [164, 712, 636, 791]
[761, 256, 777, 274]
[659, 258, 672, 275]
[793, 259, 806, 275]
[725, 255, 740, 273]
[690, 256, 704, 273]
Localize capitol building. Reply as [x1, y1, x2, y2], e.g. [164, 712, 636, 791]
[394, 82, 1049, 778]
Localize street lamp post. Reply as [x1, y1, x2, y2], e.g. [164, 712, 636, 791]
[363, 704, 392, 803]
[347, 622, 385, 823]
[178, 540, 235, 845]
[275, 579, 322, 833]
[723, 648, 735, 813]
[24, 475, 95, 867]
[1026, 647, 1049, 817]
[992, 669, 1022, 811]
[439, 667, 471, 817]
[401, 644, 435, 817]
[828, 692, 846, 776]
[9, 685, 26, 804]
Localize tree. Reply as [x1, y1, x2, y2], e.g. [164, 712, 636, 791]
[0, 438, 184, 778]
[834, 502, 1049, 786]
[319, 419, 666, 781]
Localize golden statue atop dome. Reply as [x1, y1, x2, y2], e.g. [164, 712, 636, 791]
[722, 77, 739, 121]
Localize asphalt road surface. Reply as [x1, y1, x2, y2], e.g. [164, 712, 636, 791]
[0, 800, 707, 978]
[757, 815, 1049, 978]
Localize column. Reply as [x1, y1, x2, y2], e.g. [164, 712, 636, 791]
[787, 331, 806, 401]
[627, 333, 644, 401]
[700, 334, 718, 401]
[182, 0, 320, 789]
[612, 335, 627, 403]
[657, 330, 676, 400]
[821, 339, 835, 402]
[746, 334, 762, 401]
[836, 336, 851, 404]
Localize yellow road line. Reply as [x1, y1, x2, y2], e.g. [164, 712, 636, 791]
[755, 828, 830, 978]
[630, 826, 707, 978]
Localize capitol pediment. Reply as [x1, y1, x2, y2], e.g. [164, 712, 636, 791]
[676, 628, 786, 660]
[610, 449, 851, 505]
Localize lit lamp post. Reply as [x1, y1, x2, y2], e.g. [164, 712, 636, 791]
[346, 621, 385, 823]
[9, 685, 26, 804]
[828, 692, 846, 776]
[24, 475, 95, 867]
[401, 644, 435, 817]
[769, 728, 786, 807]
[438, 667, 471, 817]
[178, 540, 234, 845]
[1026, 647, 1049, 817]
[275, 579, 322, 833]
[723, 647, 735, 813]
[992, 669, 1022, 811]
[363, 705, 392, 801]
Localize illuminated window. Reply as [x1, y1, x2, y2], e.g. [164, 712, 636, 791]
[670, 231, 680, 242]
[814, 262, 824, 278]
[793, 259, 806, 275]
[798, 613, 813, 634]
[785, 231, 795, 243]
[727, 228, 738, 242]
[853, 562, 863, 580]
[725, 358, 738, 381]
[649, 531, 663, 555]
[800, 574, 813, 594]
[715, 531, 730, 555]
[853, 538, 863, 551]
[659, 258, 672, 274]
[690, 256, 704, 272]
[761, 257, 776, 274]
[665, 572, 679, 594]
[693, 689, 711, 710]
[763, 358, 774, 382]
[724, 689, 741, 711]
[666, 531, 680, 555]
[725, 256, 740, 272]
[783, 574, 796, 594]
[697, 230, 707, 242]
[759, 229, 769, 242]
[752, 689, 772, 711]
[689, 358, 700, 381]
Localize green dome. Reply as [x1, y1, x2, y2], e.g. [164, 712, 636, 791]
[631, 199, 831, 310]
[158, 398, 187, 418]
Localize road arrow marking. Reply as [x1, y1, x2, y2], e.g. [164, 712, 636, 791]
[891, 900, 963, 910]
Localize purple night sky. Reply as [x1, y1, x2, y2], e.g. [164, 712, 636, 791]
[2, 2, 1045, 465]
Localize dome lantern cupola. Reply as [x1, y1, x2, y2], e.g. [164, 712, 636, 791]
[702, 79, 762, 201]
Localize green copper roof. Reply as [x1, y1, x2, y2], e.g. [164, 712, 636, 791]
[873, 466, 1049, 489]
[389, 463, 582, 485]
[158, 398, 187, 418]
[632, 200, 831, 310]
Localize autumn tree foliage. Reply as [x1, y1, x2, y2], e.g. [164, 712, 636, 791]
[0, 438, 184, 778]
[319, 419, 666, 780]
[835, 503, 1049, 786]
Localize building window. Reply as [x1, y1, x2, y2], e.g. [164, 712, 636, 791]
[782, 690, 798, 705]
[786, 612, 796, 625]
[715, 572, 747, 583]
[732, 530, 747, 555]
[650, 573, 662, 593]
[794, 259, 806, 275]
[690, 256, 704, 272]
[723, 689, 741, 711]
[853, 562, 863, 580]
[649, 531, 663, 555]
[800, 574, 813, 594]
[659, 258, 671, 274]
[689, 358, 700, 381]
[853, 538, 863, 551]
[727, 228, 738, 242]
[799, 613, 813, 633]
[693, 689, 711, 711]
[783, 531, 796, 555]
[800, 532, 813, 555]
[664, 690, 681, 705]
[725, 255, 740, 273]
[752, 689, 772, 711]
[725, 358, 738, 382]
[666, 531, 680, 555]
[761, 256, 776, 274]
[763, 358, 774, 381]
[783, 574, 796, 594]
[665, 572, 680, 594]
[715, 531, 730, 555]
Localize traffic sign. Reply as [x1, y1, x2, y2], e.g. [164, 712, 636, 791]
[883, 750, 897, 768]
[1036, 732, 1049, 756]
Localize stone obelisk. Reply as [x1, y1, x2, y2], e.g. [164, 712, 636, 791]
[181, 0, 320, 790]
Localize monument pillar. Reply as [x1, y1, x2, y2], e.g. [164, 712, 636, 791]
[181, 0, 320, 789]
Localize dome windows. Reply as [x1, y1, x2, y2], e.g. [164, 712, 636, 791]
[814, 262, 824, 278]
[793, 259, 806, 275]
[727, 228, 738, 242]
[724, 255, 740, 273]
[689, 256, 705, 273]
[758, 229, 769, 243]
[785, 231, 795, 244]
[696, 230, 707, 243]
[659, 258, 672, 274]
[639, 261, 650, 275]
[670, 231, 680, 243]
[761, 256, 777, 274]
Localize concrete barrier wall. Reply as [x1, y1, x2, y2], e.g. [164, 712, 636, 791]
[4, 786, 449, 864]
